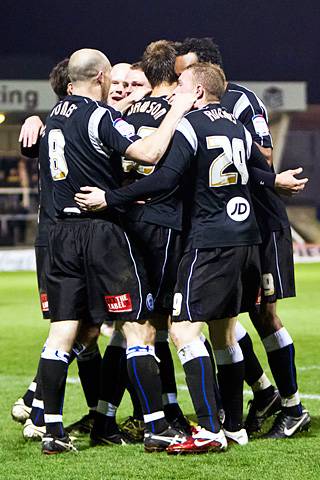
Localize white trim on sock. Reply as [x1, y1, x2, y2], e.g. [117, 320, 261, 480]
[251, 373, 272, 392]
[126, 345, 158, 361]
[262, 327, 293, 353]
[235, 322, 247, 342]
[41, 346, 70, 364]
[200, 333, 206, 343]
[45, 414, 63, 423]
[143, 411, 165, 423]
[28, 381, 37, 393]
[215, 344, 244, 365]
[32, 398, 44, 409]
[281, 391, 301, 408]
[178, 338, 209, 366]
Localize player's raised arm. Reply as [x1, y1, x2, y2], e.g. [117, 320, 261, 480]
[19, 115, 44, 150]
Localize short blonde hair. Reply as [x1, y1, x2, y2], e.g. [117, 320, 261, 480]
[186, 62, 226, 100]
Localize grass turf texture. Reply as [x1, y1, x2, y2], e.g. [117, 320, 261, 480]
[0, 264, 320, 480]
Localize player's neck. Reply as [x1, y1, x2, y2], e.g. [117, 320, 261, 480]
[195, 95, 220, 109]
[72, 84, 102, 102]
[152, 83, 176, 97]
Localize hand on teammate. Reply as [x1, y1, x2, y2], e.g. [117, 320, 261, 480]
[168, 92, 197, 115]
[74, 186, 107, 211]
[275, 167, 308, 196]
[19, 116, 44, 148]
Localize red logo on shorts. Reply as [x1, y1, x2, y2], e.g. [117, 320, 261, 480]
[40, 293, 49, 312]
[105, 293, 133, 313]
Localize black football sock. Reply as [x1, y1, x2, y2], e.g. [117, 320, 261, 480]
[235, 322, 276, 404]
[155, 331, 183, 422]
[77, 344, 102, 411]
[22, 375, 38, 407]
[127, 345, 168, 434]
[263, 328, 302, 417]
[215, 344, 245, 432]
[201, 334, 222, 411]
[30, 372, 44, 427]
[127, 380, 144, 421]
[39, 345, 70, 437]
[95, 331, 129, 434]
[178, 339, 220, 433]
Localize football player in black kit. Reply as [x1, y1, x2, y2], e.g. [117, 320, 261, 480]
[174, 37, 311, 438]
[89, 40, 191, 445]
[13, 59, 103, 442]
[38, 48, 194, 454]
[75, 62, 307, 453]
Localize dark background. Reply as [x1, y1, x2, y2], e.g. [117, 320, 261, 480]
[1, 0, 319, 102]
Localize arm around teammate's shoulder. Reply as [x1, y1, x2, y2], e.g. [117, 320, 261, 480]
[125, 93, 196, 165]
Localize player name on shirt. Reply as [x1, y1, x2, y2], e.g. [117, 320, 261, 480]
[126, 99, 167, 120]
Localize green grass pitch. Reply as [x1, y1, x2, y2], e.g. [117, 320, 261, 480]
[0, 264, 320, 479]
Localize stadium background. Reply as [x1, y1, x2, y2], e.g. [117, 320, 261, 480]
[0, 1, 319, 478]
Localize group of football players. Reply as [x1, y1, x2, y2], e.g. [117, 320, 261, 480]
[11, 37, 310, 455]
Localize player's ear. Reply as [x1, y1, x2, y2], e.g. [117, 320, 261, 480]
[96, 70, 104, 84]
[196, 84, 205, 100]
[67, 82, 73, 95]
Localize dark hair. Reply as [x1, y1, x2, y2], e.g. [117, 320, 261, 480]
[49, 58, 70, 99]
[130, 62, 143, 71]
[176, 37, 223, 68]
[141, 40, 177, 88]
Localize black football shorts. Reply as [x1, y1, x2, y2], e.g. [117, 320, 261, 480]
[46, 218, 153, 325]
[35, 246, 51, 320]
[124, 220, 182, 314]
[172, 245, 261, 322]
[259, 226, 295, 303]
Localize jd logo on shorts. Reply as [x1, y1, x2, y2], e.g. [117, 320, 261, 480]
[227, 196, 250, 222]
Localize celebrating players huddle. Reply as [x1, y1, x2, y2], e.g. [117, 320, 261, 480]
[12, 37, 310, 455]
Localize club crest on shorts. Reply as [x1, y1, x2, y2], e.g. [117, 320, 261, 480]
[40, 293, 49, 312]
[226, 196, 250, 222]
[105, 293, 133, 313]
[146, 293, 154, 311]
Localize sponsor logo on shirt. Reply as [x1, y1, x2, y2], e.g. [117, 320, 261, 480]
[105, 293, 133, 313]
[252, 114, 270, 136]
[226, 196, 250, 222]
[113, 118, 135, 139]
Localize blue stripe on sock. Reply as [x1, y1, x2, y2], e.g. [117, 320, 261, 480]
[199, 357, 215, 432]
[288, 344, 297, 392]
[131, 357, 154, 432]
[34, 408, 42, 425]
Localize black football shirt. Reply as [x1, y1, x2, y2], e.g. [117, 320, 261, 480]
[221, 82, 289, 233]
[123, 95, 185, 230]
[48, 95, 139, 216]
